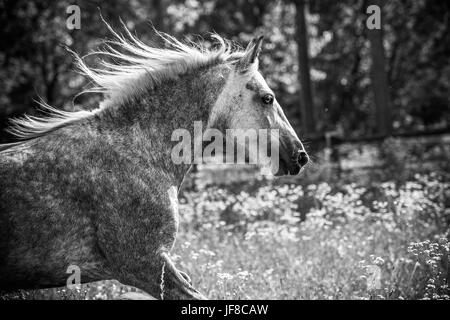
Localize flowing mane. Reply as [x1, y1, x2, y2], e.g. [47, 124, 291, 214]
[0, 25, 243, 152]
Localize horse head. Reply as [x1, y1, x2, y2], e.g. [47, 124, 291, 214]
[208, 36, 309, 175]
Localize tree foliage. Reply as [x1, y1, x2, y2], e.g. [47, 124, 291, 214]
[0, 0, 448, 142]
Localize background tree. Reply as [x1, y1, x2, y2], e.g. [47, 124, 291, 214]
[367, 0, 391, 136]
[0, 0, 448, 143]
[294, 0, 316, 136]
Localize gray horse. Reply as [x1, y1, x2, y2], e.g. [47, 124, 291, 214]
[0, 28, 308, 299]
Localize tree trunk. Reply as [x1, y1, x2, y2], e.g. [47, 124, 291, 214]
[367, 0, 391, 136]
[152, 0, 166, 32]
[294, 0, 316, 135]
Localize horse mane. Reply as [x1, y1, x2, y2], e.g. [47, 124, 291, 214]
[0, 24, 244, 153]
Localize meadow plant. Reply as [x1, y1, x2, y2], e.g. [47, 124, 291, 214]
[2, 172, 448, 300]
[172, 172, 449, 299]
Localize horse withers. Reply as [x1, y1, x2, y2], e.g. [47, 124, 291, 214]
[0, 28, 308, 299]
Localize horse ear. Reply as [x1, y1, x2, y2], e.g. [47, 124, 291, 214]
[237, 35, 264, 72]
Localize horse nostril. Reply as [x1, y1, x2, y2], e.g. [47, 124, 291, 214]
[297, 151, 309, 167]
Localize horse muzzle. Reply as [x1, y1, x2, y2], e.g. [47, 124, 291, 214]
[275, 141, 309, 176]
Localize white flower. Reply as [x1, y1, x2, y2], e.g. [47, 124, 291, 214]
[217, 273, 233, 280]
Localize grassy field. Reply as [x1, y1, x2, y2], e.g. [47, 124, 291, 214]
[2, 138, 449, 300]
[168, 138, 450, 300]
[173, 171, 449, 299]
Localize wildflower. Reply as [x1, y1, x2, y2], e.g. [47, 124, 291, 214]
[217, 273, 233, 281]
[236, 271, 251, 279]
[374, 257, 385, 266]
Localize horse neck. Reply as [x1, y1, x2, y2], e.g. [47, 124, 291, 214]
[96, 64, 230, 187]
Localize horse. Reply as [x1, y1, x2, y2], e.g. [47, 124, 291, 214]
[0, 26, 309, 299]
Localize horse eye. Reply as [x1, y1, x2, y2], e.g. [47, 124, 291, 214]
[261, 94, 274, 105]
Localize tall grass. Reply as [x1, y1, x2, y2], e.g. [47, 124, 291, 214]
[172, 172, 449, 299]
